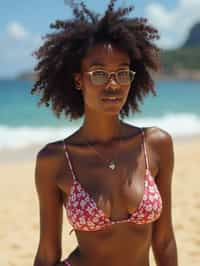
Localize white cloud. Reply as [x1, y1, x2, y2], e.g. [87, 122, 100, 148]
[0, 21, 42, 78]
[146, 0, 200, 49]
[6, 21, 29, 40]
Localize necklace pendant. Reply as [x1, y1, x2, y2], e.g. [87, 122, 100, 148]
[109, 161, 116, 170]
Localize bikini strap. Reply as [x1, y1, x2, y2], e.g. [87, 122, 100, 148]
[63, 141, 76, 181]
[141, 128, 150, 171]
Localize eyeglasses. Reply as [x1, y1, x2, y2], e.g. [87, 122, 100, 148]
[85, 69, 136, 86]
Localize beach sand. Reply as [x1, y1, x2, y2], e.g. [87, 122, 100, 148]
[0, 136, 200, 266]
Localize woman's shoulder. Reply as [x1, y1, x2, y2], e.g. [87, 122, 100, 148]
[144, 126, 173, 144]
[37, 129, 80, 158]
[144, 127, 174, 161]
[34, 134, 81, 195]
[36, 129, 81, 168]
[126, 124, 173, 144]
[37, 140, 64, 160]
[35, 139, 68, 180]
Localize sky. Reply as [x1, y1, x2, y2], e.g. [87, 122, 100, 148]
[0, 0, 200, 78]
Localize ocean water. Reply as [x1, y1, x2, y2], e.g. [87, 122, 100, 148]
[0, 79, 200, 150]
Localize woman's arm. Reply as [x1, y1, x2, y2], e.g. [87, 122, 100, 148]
[151, 128, 178, 266]
[33, 144, 64, 266]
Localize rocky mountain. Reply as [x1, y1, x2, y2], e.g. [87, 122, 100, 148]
[183, 22, 200, 48]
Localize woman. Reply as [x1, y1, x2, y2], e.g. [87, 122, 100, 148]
[32, 1, 178, 265]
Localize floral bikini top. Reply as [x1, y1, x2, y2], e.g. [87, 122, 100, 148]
[63, 128, 163, 233]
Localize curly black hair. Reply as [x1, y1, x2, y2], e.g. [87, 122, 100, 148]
[31, 0, 160, 120]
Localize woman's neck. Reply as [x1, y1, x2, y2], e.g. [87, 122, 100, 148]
[80, 114, 124, 144]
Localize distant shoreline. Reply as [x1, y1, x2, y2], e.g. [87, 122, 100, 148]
[153, 69, 200, 81]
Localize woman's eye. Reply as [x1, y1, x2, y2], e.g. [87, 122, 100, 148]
[94, 70, 106, 73]
[93, 71, 107, 77]
[118, 71, 129, 78]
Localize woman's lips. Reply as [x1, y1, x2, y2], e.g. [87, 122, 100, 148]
[101, 97, 122, 104]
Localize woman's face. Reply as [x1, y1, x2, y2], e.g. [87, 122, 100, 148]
[74, 43, 132, 116]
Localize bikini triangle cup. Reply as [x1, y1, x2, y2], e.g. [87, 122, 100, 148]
[63, 128, 163, 234]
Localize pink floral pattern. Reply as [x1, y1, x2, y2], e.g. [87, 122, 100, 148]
[63, 260, 71, 266]
[65, 168, 162, 231]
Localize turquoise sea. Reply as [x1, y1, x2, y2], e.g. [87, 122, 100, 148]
[0, 79, 200, 150]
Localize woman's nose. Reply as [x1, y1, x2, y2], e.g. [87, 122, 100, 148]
[105, 75, 120, 89]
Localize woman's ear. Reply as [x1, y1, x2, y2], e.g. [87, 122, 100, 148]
[73, 73, 82, 90]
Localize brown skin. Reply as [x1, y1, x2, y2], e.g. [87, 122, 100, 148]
[33, 44, 178, 266]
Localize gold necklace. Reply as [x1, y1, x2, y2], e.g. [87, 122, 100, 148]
[85, 140, 120, 170]
[82, 124, 123, 170]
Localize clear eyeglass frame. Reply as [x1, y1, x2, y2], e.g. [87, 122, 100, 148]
[85, 69, 136, 85]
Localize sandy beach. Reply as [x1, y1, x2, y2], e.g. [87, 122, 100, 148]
[1, 136, 200, 266]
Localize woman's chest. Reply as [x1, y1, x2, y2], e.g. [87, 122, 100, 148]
[59, 147, 159, 219]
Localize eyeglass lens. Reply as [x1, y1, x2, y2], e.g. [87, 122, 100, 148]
[90, 70, 135, 85]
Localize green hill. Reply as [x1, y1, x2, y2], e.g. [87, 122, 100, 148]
[161, 45, 200, 72]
